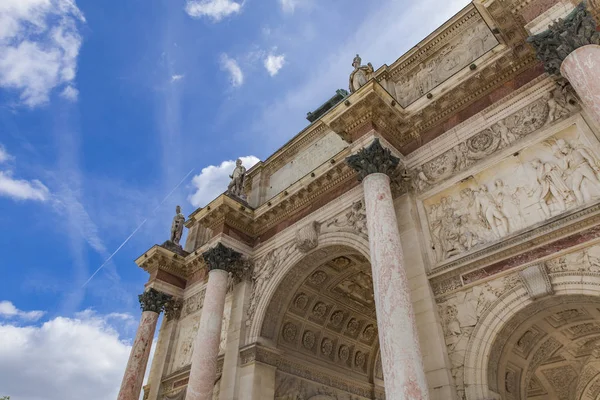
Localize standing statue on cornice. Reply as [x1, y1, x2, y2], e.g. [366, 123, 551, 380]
[227, 158, 247, 199]
[170, 205, 185, 247]
[349, 54, 374, 93]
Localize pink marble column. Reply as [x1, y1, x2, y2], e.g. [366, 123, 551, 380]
[185, 268, 229, 400]
[117, 311, 160, 400]
[561, 45, 600, 126]
[118, 288, 170, 400]
[363, 173, 429, 399]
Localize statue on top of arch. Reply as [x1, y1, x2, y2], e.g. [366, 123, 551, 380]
[349, 54, 374, 93]
[227, 158, 247, 200]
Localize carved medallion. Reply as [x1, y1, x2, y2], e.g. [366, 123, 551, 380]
[303, 330, 316, 350]
[361, 324, 377, 343]
[355, 351, 366, 369]
[308, 271, 328, 286]
[293, 293, 309, 310]
[312, 302, 327, 319]
[345, 318, 360, 336]
[282, 322, 298, 343]
[338, 345, 350, 362]
[321, 338, 333, 356]
[330, 310, 344, 327]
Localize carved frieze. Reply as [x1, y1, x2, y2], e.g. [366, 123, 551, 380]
[423, 122, 600, 264]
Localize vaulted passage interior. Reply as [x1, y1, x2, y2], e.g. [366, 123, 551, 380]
[489, 295, 600, 400]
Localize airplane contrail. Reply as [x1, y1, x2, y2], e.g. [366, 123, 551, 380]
[81, 168, 195, 288]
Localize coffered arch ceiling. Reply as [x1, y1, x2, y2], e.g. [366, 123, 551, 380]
[275, 253, 383, 384]
[489, 295, 600, 400]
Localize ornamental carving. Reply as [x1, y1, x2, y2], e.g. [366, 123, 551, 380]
[326, 200, 367, 237]
[330, 311, 344, 327]
[138, 288, 171, 313]
[527, 2, 600, 76]
[164, 298, 183, 321]
[202, 243, 243, 273]
[293, 293, 309, 310]
[312, 302, 328, 319]
[338, 345, 350, 363]
[321, 338, 334, 356]
[295, 221, 321, 253]
[519, 263, 553, 300]
[354, 351, 366, 369]
[361, 325, 376, 343]
[346, 138, 400, 181]
[308, 271, 328, 287]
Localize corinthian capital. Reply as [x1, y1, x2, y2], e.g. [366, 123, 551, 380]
[138, 288, 172, 313]
[527, 2, 600, 75]
[202, 242, 243, 273]
[346, 138, 400, 181]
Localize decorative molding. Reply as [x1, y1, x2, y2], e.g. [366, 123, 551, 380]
[346, 138, 400, 181]
[527, 2, 600, 76]
[139, 288, 172, 313]
[519, 263, 553, 299]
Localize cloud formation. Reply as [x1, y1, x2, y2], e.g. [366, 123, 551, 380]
[279, 0, 298, 13]
[0, 308, 133, 400]
[220, 54, 244, 87]
[188, 155, 260, 207]
[0, 145, 50, 201]
[185, 0, 242, 21]
[0, 301, 45, 321]
[264, 53, 285, 76]
[171, 74, 185, 83]
[0, 0, 86, 107]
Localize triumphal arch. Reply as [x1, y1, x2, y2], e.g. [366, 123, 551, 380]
[117, 1, 600, 399]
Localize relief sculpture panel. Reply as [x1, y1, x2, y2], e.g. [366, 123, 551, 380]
[423, 124, 600, 264]
[394, 18, 498, 107]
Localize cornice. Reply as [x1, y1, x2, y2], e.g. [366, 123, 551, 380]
[136, 244, 207, 281]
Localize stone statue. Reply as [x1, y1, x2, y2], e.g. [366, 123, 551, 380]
[227, 158, 246, 199]
[349, 54, 374, 93]
[170, 205, 185, 246]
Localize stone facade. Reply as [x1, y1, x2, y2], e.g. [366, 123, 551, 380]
[121, 1, 600, 399]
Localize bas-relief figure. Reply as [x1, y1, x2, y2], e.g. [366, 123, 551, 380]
[394, 19, 498, 106]
[412, 89, 578, 194]
[170, 205, 185, 246]
[424, 125, 600, 263]
[349, 54, 373, 93]
[227, 158, 247, 199]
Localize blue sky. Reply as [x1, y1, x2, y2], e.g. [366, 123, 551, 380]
[0, 0, 469, 398]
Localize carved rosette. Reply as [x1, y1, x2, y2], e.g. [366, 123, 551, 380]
[163, 298, 183, 321]
[202, 242, 245, 276]
[527, 2, 600, 76]
[138, 288, 172, 313]
[345, 138, 400, 181]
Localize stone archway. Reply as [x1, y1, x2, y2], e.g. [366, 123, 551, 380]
[251, 233, 384, 399]
[463, 272, 600, 400]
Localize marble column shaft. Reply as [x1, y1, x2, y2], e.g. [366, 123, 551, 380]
[147, 311, 179, 400]
[117, 311, 160, 400]
[561, 45, 600, 126]
[185, 268, 229, 400]
[363, 172, 429, 400]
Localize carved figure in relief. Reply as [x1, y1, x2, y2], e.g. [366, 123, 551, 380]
[493, 179, 525, 232]
[529, 158, 571, 217]
[349, 54, 373, 93]
[473, 185, 508, 238]
[553, 139, 600, 204]
[227, 158, 246, 199]
[491, 120, 517, 147]
[547, 91, 570, 123]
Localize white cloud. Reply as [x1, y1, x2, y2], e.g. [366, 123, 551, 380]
[0, 308, 133, 400]
[279, 0, 298, 13]
[0, 301, 45, 321]
[220, 54, 244, 87]
[171, 74, 184, 83]
[188, 155, 260, 207]
[0, 145, 13, 163]
[61, 85, 79, 100]
[185, 0, 242, 21]
[0, 171, 50, 201]
[264, 53, 286, 76]
[0, 0, 86, 107]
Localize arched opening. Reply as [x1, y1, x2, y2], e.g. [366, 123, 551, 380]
[259, 245, 384, 399]
[488, 295, 600, 400]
